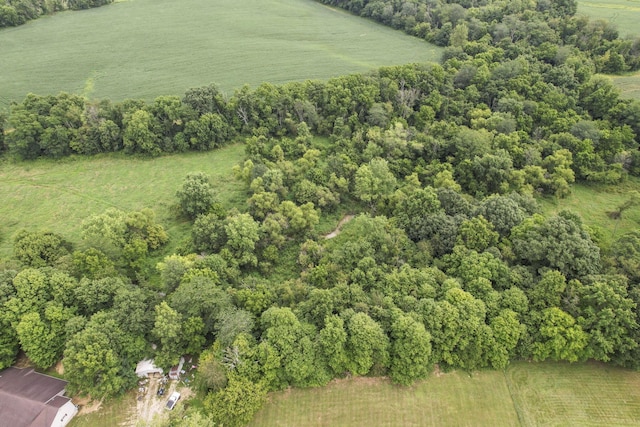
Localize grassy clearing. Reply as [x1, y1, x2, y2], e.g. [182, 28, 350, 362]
[578, 0, 640, 37]
[0, 0, 440, 109]
[578, 1, 640, 98]
[249, 362, 640, 427]
[610, 73, 640, 99]
[0, 144, 247, 259]
[538, 179, 640, 250]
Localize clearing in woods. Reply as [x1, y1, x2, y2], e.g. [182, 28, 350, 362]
[0, 0, 441, 108]
[578, 0, 640, 98]
[0, 143, 246, 259]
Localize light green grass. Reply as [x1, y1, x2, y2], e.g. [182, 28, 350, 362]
[579, 0, 640, 37]
[249, 362, 640, 427]
[538, 179, 640, 250]
[0, 0, 440, 109]
[0, 144, 247, 259]
[507, 362, 640, 426]
[579, 1, 640, 98]
[610, 73, 640, 99]
[249, 371, 519, 427]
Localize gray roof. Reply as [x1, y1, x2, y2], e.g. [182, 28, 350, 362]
[0, 367, 73, 427]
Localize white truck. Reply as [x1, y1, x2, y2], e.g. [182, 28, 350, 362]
[165, 391, 181, 410]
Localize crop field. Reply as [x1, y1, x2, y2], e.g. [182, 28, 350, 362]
[249, 362, 640, 427]
[0, 0, 440, 109]
[538, 178, 640, 250]
[0, 144, 246, 258]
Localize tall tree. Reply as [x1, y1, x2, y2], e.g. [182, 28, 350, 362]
[389, 312, 432, 385]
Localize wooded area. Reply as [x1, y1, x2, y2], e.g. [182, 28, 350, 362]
[0, 0, 112, 27]
[1, 1, 640, 426]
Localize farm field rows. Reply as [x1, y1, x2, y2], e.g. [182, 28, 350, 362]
[0, 0, 440, 109]
[0, 144, 246, 258]
[249, 362, 640, 427]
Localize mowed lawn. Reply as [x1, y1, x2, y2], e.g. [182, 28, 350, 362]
[538, 179, 640, 249]
[507, 362, 640, 426]
[0, 0, 440, 108]
[249, 362, 640, 427]
[0, 144, 246, 258]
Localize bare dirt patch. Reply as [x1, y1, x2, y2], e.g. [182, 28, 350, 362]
[324, 215, 354, 239]
[76, 396, 102, 416]
[132, 375, 176, 426]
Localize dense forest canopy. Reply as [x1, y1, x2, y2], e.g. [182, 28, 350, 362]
[1, 0, 640, 426]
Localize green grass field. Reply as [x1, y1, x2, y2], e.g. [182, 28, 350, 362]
[579, 1, 640, 98]
[0, 144, 246, 259]
[249, 362, 640, 427]
[0, 0, 440, 109]
[538, 179, 640, 250]
[578, 0, 640, 37]
[610, 73, 640, 99]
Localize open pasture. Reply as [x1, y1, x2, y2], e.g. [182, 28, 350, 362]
[579, 1, 640, 98]
[0, 144, 246, 258]
[0, 0, 440, 109]
[538, 178, 640, 250]
[611, 73, 640, 99]
[248, 362, 640, 427]
[579, 0, 640, 37]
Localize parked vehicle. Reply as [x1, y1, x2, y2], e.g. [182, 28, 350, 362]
[165, 391, 180, 410]
[157, 386, 165, 396]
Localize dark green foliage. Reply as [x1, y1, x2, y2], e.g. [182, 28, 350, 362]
[0, 0, 113, 28]
[260, 307, 327, 388]
[63, 312, 143, 398]
[611, 231, 640, 285]
[577, 276, 638, 364]
[176, 172, 217, 220]
[204, 376, 266, 427]
[389, 312, 432, 385]
[511, 212, 601, 279]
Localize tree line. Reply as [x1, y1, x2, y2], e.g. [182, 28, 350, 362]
[0, 0, 112, 28]
[315, 0, 640, 74]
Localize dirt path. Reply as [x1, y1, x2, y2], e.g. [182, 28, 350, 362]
[324, 215, 354, 239]
[133, 375, 176, 426]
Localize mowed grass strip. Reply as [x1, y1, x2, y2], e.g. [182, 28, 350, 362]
[538, 179, 640, 249]
[0, 0, 440, 108]
[249, 363, 640, 427]
[249, 372, 519, 427]
[0, 144, 246, 258]
[507, 362, 640, 426]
